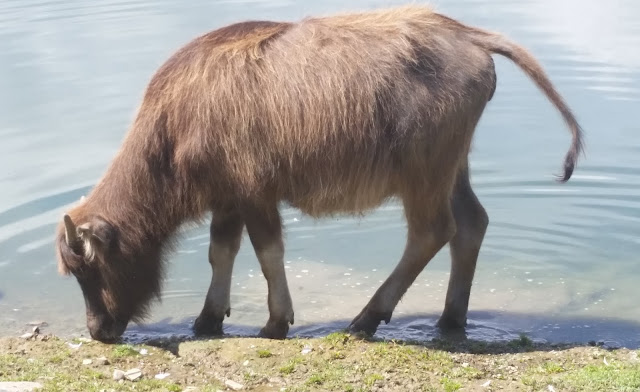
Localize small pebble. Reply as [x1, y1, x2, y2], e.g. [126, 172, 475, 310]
[155, 373, 170, 380]
[20, 332, 34, 340]
[601, 340, 622, 350]
[95, 357, 109, 366]
[225, 379, 244, 390]
[82, 359, 92, 365]
[67, 342, 82, 350]
[268, 377, 285, 384]
[124, 368, 142, 381]
[301, 345, 313, 355]
[113, 369, 125, 381]
[243, 360, 250, 366]
[139, 349, 148, 355]
[481, 380, 492, 388]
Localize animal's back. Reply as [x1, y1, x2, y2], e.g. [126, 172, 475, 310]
[140, 6, 496, 216]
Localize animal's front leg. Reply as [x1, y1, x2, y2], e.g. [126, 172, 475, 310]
[194, 209, 244, 336]
[245, 204, 294, 339]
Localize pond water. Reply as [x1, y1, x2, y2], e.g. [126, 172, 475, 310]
[1, 0, 639, 348]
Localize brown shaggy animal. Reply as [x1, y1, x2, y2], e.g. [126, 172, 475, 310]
[55, 5, 583, 342]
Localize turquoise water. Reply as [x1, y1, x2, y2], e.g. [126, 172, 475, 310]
[1, 0, 639, 348]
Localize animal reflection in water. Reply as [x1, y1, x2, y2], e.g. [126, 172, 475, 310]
[54, 5, 583, 342]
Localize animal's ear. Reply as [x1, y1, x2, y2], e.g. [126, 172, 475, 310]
[77, 217, 116, 260]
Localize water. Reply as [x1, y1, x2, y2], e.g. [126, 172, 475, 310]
[1, 0, 639, 348]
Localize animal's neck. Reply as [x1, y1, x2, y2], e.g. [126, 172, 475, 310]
[87, 147, 184, 245]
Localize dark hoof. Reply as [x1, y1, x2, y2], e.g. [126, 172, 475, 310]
[436, 314, 467, 330]
[258, 319, 290, 340]
[193, 313, 226, 336]
[348, 308, 391, 336]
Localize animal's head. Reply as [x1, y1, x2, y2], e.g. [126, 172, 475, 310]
[55, 209, 163, 342]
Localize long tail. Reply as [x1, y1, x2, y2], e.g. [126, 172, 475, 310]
[437, 14, 584, 182]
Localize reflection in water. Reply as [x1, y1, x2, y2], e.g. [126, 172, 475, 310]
[499, 0, 640, 102]
[0, 0, 639, 348]
[125, 312, 640, 349]
[514, 0, 640, 68]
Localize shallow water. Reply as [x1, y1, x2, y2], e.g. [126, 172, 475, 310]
[1, 0, 639, 348]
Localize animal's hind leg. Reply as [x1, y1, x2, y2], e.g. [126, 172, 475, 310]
[437, 162, 488, 329]
[244, 204, 294, 339]
[193, 209, 244, 336]
[349, 193, 456, 335]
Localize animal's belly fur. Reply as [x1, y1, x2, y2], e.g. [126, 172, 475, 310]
[279, 163, 401, 218]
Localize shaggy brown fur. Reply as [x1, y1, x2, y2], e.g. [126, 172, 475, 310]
[55, 5, 583, 342]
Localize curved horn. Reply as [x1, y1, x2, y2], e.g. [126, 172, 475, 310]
[63, 214, 78, 245]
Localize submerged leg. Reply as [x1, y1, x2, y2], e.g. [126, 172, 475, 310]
[244, 204, 294, 339]
[349, 195, 456, 335]
[438, 164, 488, 329]
[193, 209, 244, 336]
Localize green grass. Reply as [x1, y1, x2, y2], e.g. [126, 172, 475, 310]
[363, 373, 384, 387]
[542, 361, 566, 374]
[301, 363, 346, 390]
[324, 331, 350, 346]
[440, 377, 462, 392]
[306, 372, 326, 385]
[330, 351, 346, 360]
[508, 334, 534, 350]
[1, 334, 639, 392]
[48, 350, 72, 364]
[0, 341, 188, 392]
[111, 344, 140, 358]
[0, 352, 182, 392]
[279, 357, 303, 375]
[0, 354, 46, 382]
[562, 361, 640, 391]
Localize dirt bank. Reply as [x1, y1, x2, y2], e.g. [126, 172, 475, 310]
[1, 331, 639, 391]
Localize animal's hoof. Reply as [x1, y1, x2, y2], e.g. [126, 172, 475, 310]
[193, 312, 226, 336]
[436, 314, 467, 330]
[258, 319, 290, 340]
[348, 308, 391, 336]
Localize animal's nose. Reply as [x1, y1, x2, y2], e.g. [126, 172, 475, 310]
[87, 315, 127, 342]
